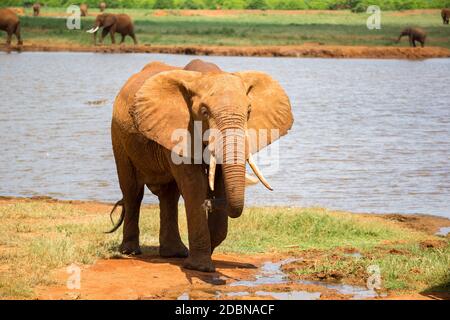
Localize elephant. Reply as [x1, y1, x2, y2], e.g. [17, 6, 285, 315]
[80, 3, 88, 17]
[442, 8, 450, 24]
[86, 13, 137, 45]
[107, 59, 293, 272]
[0, 8, 22, 46]
[397, 27, 426, 48]
[99, 2, 107, 12]
[33, 3, 41, 17]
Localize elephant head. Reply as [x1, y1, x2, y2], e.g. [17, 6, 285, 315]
[86, 13, 115, 34]
[131, 70, 293, 218]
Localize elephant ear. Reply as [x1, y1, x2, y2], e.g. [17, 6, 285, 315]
[131, 70, 202, 158]
[103, 14, 116, 28]
[235, 71, 293, 154]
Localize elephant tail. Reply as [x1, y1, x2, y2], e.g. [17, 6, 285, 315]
[104, 199, 125, 233]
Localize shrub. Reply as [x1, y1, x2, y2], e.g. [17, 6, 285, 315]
[245, 0, 269, 9]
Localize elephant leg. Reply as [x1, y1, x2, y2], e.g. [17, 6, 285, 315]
[6, 29, 12, 46]
[208, 166, 228, 253]
[14, 23, 22, 45]
[100, 28, 109, 45]
[113, 144, 144, 255]
[110, 26, 116, 44]
[120, 34, 125, 44]
[169, 161, 214, 272]
[130, 33, 138, 45]
[120, 184, 144, 255]
[409, 36, 414, 47]
[154, 181, 188, 258]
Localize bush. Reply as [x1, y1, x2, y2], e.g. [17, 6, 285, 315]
[153, 0, 175, 9]
[245, 0, 268, 9]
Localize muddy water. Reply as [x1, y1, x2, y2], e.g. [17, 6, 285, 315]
[0, 53, 449, 217]
[179, 258, 381, 300]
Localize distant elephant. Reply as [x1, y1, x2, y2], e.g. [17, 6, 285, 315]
[80, 3, 88, 17]
[442, 8, 450, 24]
[107, 59, 293, 272]
[33, 3, 41, 16]
[99, 2, 107, 12]
[397, 27, 426, 48]
[86, 13, 137, 45]
[0, 8, 22, 46]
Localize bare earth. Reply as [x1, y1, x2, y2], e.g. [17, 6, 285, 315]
[35, 252, 450, 300]
[2, 41, 450, 59]
[1, 196, 447, 300]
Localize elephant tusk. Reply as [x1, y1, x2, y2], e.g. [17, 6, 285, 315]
[86, 26, 99, 33]
[208, 153, 216, 191]
[247, 153, 273, 191]
[245, 173, 259, 186]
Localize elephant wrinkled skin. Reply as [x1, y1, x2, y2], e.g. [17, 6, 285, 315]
[442, 8, 450, 24]
[397, 27, 427, 48]
[80, 4, 88, 17]
[109, 59, 293, 272]
[99, 2, 107, 12]
[0, 8, 22, 46]
[87, 13, 137, 45]
[33, 3, 41, 17]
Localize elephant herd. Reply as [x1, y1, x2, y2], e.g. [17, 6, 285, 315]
[1, 6, 450, 48]
[0, 2, 133, 47]
[31, 2, 107, 17]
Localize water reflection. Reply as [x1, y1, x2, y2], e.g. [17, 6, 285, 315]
[0, 53, 449, 217]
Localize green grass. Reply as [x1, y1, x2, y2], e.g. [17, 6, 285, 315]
[0, 200, 448, 299]
[11, 9, 450, 48]
[290, 242, 450, 292]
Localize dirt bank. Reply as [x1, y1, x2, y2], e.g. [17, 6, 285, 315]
[35, 252, 449, 300]
[2, 42, 450, 59]
[1, 196, 448, 300]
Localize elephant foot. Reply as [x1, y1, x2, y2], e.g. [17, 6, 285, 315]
[159, 243, 189, 258]
[182, 255, 215, 273]
[119, 241, 142, 255]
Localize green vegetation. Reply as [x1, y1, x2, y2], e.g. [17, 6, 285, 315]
[289, 242, 450, 292]
[8, 9, 450, 48]
[2, 0, 450, 11]
[0, 200, 448, 298]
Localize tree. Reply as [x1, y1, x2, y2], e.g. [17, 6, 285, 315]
[153, 0, 175, 9]
[246, 0, 268, 9]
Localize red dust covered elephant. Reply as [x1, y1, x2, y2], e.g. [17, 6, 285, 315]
[107, 59, 294, 272]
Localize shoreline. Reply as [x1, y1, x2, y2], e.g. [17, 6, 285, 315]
[2, 42, 450, 59]
[1, 195, 449, 233]
[0, 195, 448, 300]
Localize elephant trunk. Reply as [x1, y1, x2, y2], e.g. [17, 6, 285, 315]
[216, 118, 246, 218]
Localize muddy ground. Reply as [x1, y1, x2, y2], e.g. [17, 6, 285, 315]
[35, 252, 449, 300]
[2, 42, 450, 59]
[1, 196, 448, 300]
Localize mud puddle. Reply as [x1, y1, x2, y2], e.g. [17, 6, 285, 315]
[436, 227, 450, 237]
[224, 258, 383, 300]
[178, 258, 383, 300]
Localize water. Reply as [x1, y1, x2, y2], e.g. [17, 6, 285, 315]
[1, 52, 449, 218]
[230, 258, 298, 287]
[225, 258, 380, 300]
[436, 227, 450, 236]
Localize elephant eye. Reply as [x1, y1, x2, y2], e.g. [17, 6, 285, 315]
[201, 106, 209, 118]
[247, 106, 252, 119]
